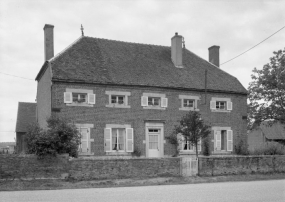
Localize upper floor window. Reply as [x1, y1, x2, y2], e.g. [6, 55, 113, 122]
[179, 95, 200, 111]
[64, 89, 95, 107]
[106, 91, 131, 108]
[210, 97, 232, 112]
[141, 93, 168, 110]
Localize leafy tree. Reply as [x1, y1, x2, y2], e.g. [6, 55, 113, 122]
[248, 48, 285, 129]
[25, 116, 81, 158]
[170, 111, 211, 159]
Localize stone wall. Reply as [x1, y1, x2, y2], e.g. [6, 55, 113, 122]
[0, 154, 69, 179]
[199, 155, 285, 176]
[69, 157, 180, 180]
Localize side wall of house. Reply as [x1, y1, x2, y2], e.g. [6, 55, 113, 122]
[16, 132, 26, 153]
[36, 65, 52, 128]
[51, 82, 247, 157]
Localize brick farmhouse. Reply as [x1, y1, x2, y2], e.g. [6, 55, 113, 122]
[20, 24, 248, 157]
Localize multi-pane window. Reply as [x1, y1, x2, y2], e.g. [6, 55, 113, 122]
[148, 129, 159, 149]
[111, 128, 125, 151]
[182, 138, 201, 151]
[148, 97, 160, 106]
[111, 95, 125, 105]
[72, 93, 87, 103]
[216, 101, 226, 110]
[183, 99, 195, 108]
[214, 128, 233, 152]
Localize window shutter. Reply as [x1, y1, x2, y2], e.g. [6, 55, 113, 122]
[88, 94, 96, 104]
[227, 130, 233, 151]
[126, 128, 134, 152]
[141, 96, 148, 106]
[177, 133, 184, 151]
[227, 101, 233, 111]
[64, 92, 72, 103]
[216, 130, 221, 151]
[198, 139, 202, 152]
[210, 101, 216, 110]
[104, 128, 112, 152]
[161, 98, 168, 108]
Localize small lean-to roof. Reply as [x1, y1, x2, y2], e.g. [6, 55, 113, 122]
[46, 36, 247, 94]
[260, 121, 285, 140]
[15, 102, 37, 133]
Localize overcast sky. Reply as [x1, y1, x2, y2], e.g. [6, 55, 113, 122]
[0, 0, 284, 142]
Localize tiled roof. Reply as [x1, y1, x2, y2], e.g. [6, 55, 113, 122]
[49, 36, 247, 94]
[15, 102, 37, 132]
[260, 121, 285, 140]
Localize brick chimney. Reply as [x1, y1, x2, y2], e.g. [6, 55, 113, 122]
[171, 32, 183, 67]
[208, 45, 220, 67]
[43, 24, 54, 61]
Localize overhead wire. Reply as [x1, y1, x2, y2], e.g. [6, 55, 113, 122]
[220, 25, 285, 66]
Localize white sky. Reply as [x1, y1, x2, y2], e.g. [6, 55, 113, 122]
[0, 0, 284, 142]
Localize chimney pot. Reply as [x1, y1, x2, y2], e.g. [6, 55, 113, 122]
[43, 24, 54, 61]
[171, 32, 183, 67]
[208, 45, 220, 67]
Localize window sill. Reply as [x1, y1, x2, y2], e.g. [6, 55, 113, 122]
[106, 151, 130, 155]
[211, 109, 231, 113]
[67, 103, 94, 107]
[105, 104, 131, 108]
[213, 150, 232, 153]
[143, 106, 166, 110]
[179, 108, 200, 111]
[180, 150, 201, 154]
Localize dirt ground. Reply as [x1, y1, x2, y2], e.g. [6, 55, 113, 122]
[1, 173, 285, 191]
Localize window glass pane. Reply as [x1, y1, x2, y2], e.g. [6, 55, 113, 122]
[111, 96, 117, 103]
[153, 98, 160, 106]
[72, 93, 86, 103]
[149, 134, 158, 149]
[118, 129, 125, 150]
[183, 99, 194, 108]
[118, 96, 124, 104]
[112, 129, 117, 150]
[221, 130, 227, 150]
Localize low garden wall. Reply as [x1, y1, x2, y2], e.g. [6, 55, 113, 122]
[198, 155, 285, 176]
[1, 154, 285, 180]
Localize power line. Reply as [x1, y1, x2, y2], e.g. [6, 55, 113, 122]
[0, 71, 34, 80]
[220, 25, 285, 66]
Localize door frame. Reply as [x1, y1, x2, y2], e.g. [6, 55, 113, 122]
[145, 122, 164, 158]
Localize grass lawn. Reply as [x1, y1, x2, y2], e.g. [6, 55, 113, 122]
[1, 173, 285, 191]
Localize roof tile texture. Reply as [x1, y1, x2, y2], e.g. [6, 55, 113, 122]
[15, 102, 37, 132]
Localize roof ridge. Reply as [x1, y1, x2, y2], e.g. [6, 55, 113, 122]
[84, 36, 170, 48]
[49, 36, 84, 63]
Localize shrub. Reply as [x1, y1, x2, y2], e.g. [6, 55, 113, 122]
[250, 142, 285, 155]
[234, 139, 249, 155]
[25, 116, 81, 158]
[202, 135, 211, 156]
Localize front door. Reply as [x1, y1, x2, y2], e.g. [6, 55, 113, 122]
[148, 128, 160, 157]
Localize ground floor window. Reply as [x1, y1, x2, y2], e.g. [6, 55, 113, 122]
[104, 126, 134, 153]
[214, 128, 233, 152]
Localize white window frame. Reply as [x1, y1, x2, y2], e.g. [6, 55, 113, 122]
[212, 126, 233, 153]
[210, 97, 232, 112]
[179, 95, 200, 111]
[104, 124, 133, 153]
[179, 134, 201, 153]
[76, 123, 94, 155]
[65, 88, 95, 107]
[105, 91, 131, 108]
[141, 93, 167, 110]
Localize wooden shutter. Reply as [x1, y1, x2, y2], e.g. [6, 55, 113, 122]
[227, 101, 233, 111]
[198, 139, 202, 151]
[80, 128, 89, 153]
[141, 96, 148, 106]
[64, 92, 72, 103]
[210, 100, 216, 109]
[126, 128, 134, 152]
[104, 128, 112, 152]
[215, 130, 221, 151]
[161, 98, 168, 108]
[88, 94, 96, 104]
[227, 130, 233, 151]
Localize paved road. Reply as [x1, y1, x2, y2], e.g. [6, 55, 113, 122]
[1, 180, 285, 202]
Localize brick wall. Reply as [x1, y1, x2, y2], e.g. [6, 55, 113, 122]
[199, 155, 285, 176]
[50, 82, 247, 157]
